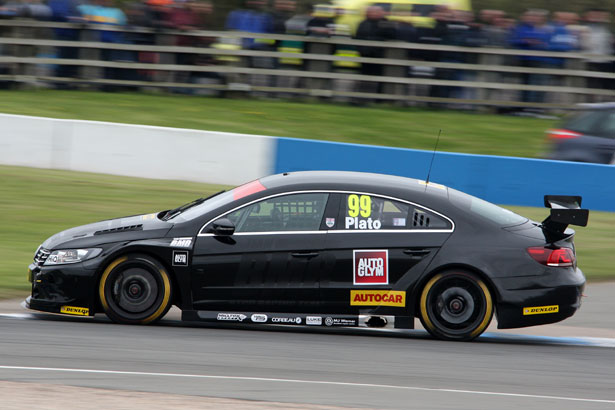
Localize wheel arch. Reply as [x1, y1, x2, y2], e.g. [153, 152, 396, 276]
[411, 263, 501, 317]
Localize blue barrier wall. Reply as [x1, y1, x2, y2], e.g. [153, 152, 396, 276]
[274, 137, 615, 212]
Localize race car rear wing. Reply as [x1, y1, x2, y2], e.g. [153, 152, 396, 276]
[542, 195, 589, 236]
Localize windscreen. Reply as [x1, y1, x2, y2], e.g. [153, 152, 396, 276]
[170, 180, 267, 222]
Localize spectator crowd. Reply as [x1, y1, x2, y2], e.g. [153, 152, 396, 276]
[0, 0, 613, 104]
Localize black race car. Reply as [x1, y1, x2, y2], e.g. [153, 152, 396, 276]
[26, 171, 589, 341]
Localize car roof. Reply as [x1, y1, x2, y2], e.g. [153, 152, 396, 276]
[577, 102, 615, 110]
[260, 171, 449, 199]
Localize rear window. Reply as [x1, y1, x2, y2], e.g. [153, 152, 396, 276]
[561, 110, 611, 136]
[449, 188, 527, 226]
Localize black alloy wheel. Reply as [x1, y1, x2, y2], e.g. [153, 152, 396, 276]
[419, 271, 494, 341]
[99, 254, 172, 325]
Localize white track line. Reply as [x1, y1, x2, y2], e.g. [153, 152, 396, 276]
[0, 365, 613, 404]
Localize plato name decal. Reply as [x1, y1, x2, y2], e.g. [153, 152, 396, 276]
[523, 305, 559, 315]
[172, 251, 188, 266]
[350, 290, 406, 307]
[353, 250, 388, 285]
[345, 217, 382, 230]
[170, 237, 192, 248]
[60, 306, 90, 316]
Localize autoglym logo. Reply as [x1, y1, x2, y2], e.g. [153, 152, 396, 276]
[523, 305, 559, 315]
[353, 250, 388, 285]
[350, 290, 406, 307]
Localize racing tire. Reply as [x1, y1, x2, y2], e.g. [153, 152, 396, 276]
[99, 254, 172, 325]
[419, 271, 493, 341]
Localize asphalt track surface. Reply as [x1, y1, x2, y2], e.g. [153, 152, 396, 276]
[1, 284, 614, 409]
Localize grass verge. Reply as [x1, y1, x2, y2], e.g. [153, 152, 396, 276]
[0, 165, 611, 299]
[0, 89, 556, 158]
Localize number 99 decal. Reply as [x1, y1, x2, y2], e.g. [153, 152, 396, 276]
[346, 194, 381, 230]
[348, 195, 372, 218]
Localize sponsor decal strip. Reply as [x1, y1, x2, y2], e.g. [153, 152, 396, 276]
[523, 305, 559, 316]
[197, 312, 357, 327]
[350, 290, 406, 307]
[0, 366, 613, 404]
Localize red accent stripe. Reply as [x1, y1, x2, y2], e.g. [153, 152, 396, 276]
[233, 180, 266, 201]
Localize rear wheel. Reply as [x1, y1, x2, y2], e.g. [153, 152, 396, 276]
[99, 254, 172, 325]
[419, 271, 493, 341]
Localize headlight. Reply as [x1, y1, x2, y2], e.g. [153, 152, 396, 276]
[44, 248, 102, 265]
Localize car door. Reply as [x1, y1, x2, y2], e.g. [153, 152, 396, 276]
[320, 192, 454, 314]
[191, 192, 330, 313]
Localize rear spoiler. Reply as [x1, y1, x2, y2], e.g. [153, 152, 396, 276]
[542, 195, 589, 236]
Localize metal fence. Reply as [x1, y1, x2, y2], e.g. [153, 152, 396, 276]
[1, 19, 614, 109]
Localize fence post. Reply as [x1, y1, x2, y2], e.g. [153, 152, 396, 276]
[10, 21, 37, 82]
[305, 40, 333, 98]
[565, 57, 587, 105]
[154, 32, 177, 84]
[79, 27, 102, 86]
[382, 46, 406, 103]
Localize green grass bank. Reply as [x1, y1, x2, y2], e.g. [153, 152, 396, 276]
[0, 90, 555, 158]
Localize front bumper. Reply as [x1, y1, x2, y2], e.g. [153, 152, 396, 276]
[26, 261, 98, 316]
[494, 267, 585, 329]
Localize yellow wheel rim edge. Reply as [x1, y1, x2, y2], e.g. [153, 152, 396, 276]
[419, 273, 442, 333]
[141, 268, 171, 324]
[469, 280, 493, 339]
[98, 256, 128, 312]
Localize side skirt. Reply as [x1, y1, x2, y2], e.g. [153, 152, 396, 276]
[182, 310, 414, 329]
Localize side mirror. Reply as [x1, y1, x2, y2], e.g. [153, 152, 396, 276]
[211, 218, 235, 236]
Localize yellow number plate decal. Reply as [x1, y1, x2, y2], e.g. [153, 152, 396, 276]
[350, 290, 406, 307]
[522, 305, 559, 315]
[60, 306, 90, 316]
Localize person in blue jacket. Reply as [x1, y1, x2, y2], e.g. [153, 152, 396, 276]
[510, 9, 552, 104]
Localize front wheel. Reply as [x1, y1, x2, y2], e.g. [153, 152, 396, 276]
[419, 271, 493, 341]
[99, 254, 172, 325]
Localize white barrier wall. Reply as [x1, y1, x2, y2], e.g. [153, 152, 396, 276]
[0, 114, 275, 185]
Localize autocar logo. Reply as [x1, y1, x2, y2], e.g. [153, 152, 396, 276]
[251, 314, 268, 323]
[217, 313, 247, 322]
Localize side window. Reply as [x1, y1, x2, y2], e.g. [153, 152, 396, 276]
[339, 194, 451, 231]
[223, 193, 329, 233]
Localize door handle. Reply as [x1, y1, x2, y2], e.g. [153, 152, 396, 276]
[403, 249, 431, 257]
[291, 252, 319, 258]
